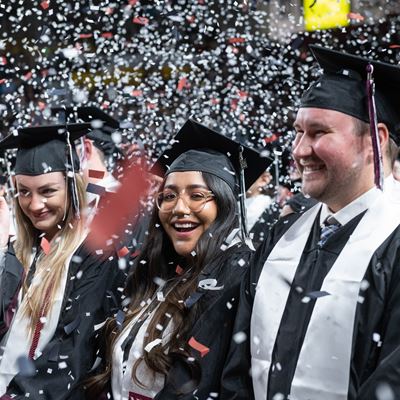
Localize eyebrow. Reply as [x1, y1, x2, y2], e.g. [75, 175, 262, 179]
[17, 182, 62, 190]
[164, 184, 209, 190]
[293, 122, 330, 130]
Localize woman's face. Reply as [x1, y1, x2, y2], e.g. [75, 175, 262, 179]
[16, 171, 67, 240]
[158, 171, 218, 258]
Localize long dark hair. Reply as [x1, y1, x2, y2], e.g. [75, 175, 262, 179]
[85, 172, 238, 397]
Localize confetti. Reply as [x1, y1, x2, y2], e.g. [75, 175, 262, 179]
[40, 237, 51, 255]
[88, 169, 106, 179]
[132, 16, 149, 25]
[144, 338, 162, 353]
[188, 336, 209, 357]
[117, 246, 129, 258]
[40, 0, 49, 10]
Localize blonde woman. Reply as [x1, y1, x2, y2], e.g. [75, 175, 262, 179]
[0, 124, 126, 400]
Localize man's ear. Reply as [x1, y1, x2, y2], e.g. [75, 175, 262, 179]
[377, 122, 389, 149]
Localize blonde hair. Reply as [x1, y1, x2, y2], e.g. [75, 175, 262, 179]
[13, 173, 87, 336]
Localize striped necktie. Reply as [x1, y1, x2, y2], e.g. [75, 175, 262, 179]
[318, 216, 341, 247]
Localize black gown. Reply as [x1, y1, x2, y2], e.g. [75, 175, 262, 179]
[152, 243, 254, 400]
[0, 238, 127, 400]
[221, 209, 400, 400]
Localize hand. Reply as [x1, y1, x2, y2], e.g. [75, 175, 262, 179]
[0, 196, 10, 248]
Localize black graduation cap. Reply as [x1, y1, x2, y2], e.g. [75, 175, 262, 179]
[152, 119, 272, 240]
[52, 106, 120, 157]
[301, 45, 400, 145]
[0, 123, 90, 175]
[152, 119, 271, 194]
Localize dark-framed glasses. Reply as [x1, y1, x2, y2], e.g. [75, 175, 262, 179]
[156, 188, 215, 213]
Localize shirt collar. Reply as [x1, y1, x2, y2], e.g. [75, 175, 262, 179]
[319, 185, 382, 227]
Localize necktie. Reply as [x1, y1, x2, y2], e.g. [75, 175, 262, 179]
[318, 216, 341, 247]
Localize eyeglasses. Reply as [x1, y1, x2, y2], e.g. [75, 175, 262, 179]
[156, 189, 215, 213]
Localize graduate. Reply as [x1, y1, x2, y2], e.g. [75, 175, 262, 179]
[0, 123, 127, 399]
[221, 46, 400, 400]
[85, 119, 270, 400]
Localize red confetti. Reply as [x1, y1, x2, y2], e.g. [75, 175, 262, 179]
[23, 71, 32, 81]
[40, 0, 49, 10]
[0, 79, 6, 85]
[131, 90, 143, 97]
[228, 37, 245, 44]
[133, 16, 149, 25]
[86, 161, 151, 251]
[389, 44, 400, 49]
[129, 0, 138, 5]
[347, 12, 364, 21]
[264, 134, 279, 144]
[188, 336, 210, 357]
[211, 98, 220, 105]
[186, 15, 195, 23]
[176, 265, 184, 275]
[101, 32, 113, 39]
[79, 33, 93, 39]
[147, 102, 156, 109]
[117, 246, 129, 258]
[88, 169, 106, 179]
[1, 57, 7, 65]
[237, 90, 248, 98]
[230, 99, 238, 111]
[40, 237, 51, 255]
[177, 77, 188, 91]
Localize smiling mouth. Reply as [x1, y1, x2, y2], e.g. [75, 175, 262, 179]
[173, 222, 199, 232]
[302, 165, 325, 173]
[32, 212, 50, 219]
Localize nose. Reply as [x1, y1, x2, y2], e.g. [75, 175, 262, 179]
[29, 193, 46, 212]
[292, 133, 313, 160]
[172, 195, 191, 215]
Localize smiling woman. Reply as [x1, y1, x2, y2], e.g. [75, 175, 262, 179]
[0, 124, 127, 399]
[86, 119, 269, 400]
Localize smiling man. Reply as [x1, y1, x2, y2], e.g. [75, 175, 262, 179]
[221, 46, 400, 400]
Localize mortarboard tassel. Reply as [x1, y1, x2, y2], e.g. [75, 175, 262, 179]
[238, 146, 249, 240]
[366, 64, 384, 190]
[66, 129, 80, 219]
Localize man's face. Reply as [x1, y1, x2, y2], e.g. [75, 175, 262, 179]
[292, 108, 373, 212]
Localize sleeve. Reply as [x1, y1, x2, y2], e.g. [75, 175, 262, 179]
[2, 249, 126, 400]
[356, 236, 400, 399]
[219, 266, 254, 400]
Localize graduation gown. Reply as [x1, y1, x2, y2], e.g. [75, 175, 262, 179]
[221, 194, 400, 400]
[0, 239, 127, 400]
[149, 243, 254, 400]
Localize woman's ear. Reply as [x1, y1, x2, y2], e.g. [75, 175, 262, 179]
[83, 138, 94, 159]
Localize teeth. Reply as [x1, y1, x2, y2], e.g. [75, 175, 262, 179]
[303, 165, 323, 171]
[174, 223, 197, 229]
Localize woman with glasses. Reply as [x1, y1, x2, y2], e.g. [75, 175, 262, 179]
[86, 120, 268, 400]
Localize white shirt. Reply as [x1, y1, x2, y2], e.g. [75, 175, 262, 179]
[112, 310, 173, 400]
[319, 185, 381, 227]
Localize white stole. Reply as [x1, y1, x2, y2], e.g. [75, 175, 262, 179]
[251, 193, 400, 400]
